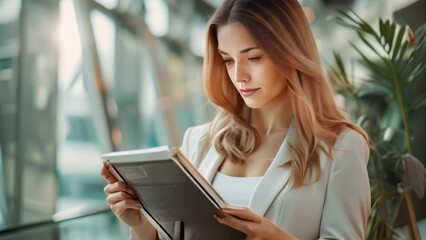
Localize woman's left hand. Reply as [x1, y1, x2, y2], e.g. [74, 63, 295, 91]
[214, 206, 297, 240]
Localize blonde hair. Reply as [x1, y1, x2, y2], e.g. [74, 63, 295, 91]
[203, 0, 368, 186]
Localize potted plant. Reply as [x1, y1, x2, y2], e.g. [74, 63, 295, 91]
[328, 10, 426, 240]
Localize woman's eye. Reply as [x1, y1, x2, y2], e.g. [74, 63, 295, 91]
[248, 57, 261, 62]
[223, 59, 234, 65]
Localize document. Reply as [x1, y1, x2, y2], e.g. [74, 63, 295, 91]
[101, 146, 245, 240]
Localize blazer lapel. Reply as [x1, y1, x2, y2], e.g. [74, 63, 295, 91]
[198, 145, 224, 182]
[249, 121, 297, 216]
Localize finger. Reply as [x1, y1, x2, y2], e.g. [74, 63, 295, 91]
[221, 207, 262, 223]
[104, 181, 137, 196]
[111, 199, 142, 217]
[106, 191, 137, 205]
[214, 213, 258, 235]
[100, 163, 118, 184]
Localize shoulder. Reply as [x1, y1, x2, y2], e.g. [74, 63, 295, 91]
[182, 122, 211, 145]
[180, 122, 211, 158]
[184, 122, 211, 139]
[332, 128, 370, 166]
[336, 128, 368, 146]
[335, 128, 369, 156]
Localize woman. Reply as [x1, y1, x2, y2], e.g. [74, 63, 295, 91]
[101, 0, 371, 239]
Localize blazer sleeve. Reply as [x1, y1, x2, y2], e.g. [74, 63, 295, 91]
[319, 130, 371, 240]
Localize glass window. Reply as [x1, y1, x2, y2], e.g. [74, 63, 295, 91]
[56, 0, 108, 213]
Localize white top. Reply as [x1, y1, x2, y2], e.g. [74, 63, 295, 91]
[212, 172, 262, 206]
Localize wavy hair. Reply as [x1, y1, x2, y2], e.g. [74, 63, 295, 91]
[203, 0, 368, 186]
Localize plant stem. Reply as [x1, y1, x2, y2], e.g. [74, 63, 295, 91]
[390, 65, 413, 153]
[390, 60, 419, 239]
[371, 155, 390, 238]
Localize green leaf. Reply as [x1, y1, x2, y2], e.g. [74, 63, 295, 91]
[327, 51, 353, 91]
[358, 81, 394, 97]
[379, 19, 387, 47]
[349, 10, 377, 37]
[338, 10, 377, 37]
[380, 103, 402, 134]
[338, 10, 361, 26]
[406, 46, 420, 63]
[333, 12, 357, 26]
[328, 64, 342, 83]
[408, 92, 426, 112]
[334, 18, 360, 31]
[398, 38, 409, 60]
[355, 114, 368, 126]
[399, 62, 423, 83]
[388, 22, 397, 52]
[413, 32, 426, 53]
[360, 20, 379, 39]
[334, 53, 345, 70]
[358, 32, 383, 58]
[351, 43, 389, 78]
[407, 64, 426, 84]
[334, 52, 348, 81]
[395, 42, 408, 70]
[392, 27, 407, 62]
[385, 21, 392, 49]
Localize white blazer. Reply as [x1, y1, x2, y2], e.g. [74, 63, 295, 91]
[180, 121, 371, 240]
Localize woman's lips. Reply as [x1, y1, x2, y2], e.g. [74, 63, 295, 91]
[240, 88, 259, 97]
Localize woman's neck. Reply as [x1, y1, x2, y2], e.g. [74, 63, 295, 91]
[250, 92, 292, 136]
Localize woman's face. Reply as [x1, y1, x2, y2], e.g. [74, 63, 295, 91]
[217, 22, 286, 109]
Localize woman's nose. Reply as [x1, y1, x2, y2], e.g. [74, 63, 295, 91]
[234, 63, 249, 83]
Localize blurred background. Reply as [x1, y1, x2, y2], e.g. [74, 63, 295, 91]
[0, 0, 425, 239]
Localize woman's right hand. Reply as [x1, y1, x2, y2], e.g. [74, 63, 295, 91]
[100, 163, 145, 227]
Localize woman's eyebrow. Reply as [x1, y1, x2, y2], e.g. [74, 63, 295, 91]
[218, 47, 260, 55]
